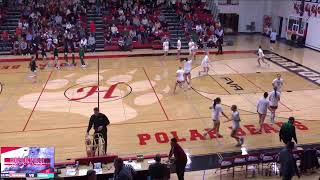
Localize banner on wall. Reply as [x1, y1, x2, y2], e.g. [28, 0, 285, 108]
[0, 147, 55, 178]
[263, 15, 272, 35]
[293, 0, 320, 17]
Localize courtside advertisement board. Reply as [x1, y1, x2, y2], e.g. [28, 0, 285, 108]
[0, 147, 54, 178]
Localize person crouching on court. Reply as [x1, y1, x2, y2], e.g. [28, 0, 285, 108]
[86, 107, 110, 155]
[168, 138, 187, 180]
[279, 117, 298, 145]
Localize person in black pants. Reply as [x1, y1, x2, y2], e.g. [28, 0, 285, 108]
[279, 117, 298, 145]
[86, 107, 110, 155]
[169, 138, 187, 180]
[279, 141, 300, 180]
[216, 37, 223, 55]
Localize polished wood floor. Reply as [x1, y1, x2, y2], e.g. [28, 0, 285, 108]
[0, 35, 319, 163]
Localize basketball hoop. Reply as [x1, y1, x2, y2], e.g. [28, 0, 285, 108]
[85, 133, 105, 157]
[286, 15, 307, 39]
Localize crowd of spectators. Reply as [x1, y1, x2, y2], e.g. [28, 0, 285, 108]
[102, 0, 223, 51]
[103, 0, 169, 50]
[1, 0, 96, 56]
[174, 0, 224, 49]
[0, 0, 224, 53]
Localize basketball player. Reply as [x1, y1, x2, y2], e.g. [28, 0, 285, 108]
[270, 29, 277, 50]
[272, 74, 284, 92]
[173, 66, 185, 94]
[204, 97, 230, 137]
[63, 41, 70, 66]
[40, 45, 48, 68]
[163, 39, 169, 57]
[224, 105, 244, 146]
[199, 51, 210, 76]
[269, 87, 281, 125]
[188, 39, 196, 59]
[29, 56, 37, 77]
[177, 37, 181, 59]
[79, 46, 87, 68]
[257, 46, 269, 67]
[257, 92, 270, 133]
[53, 45, 60, 69]
[183, 56, 192, 87]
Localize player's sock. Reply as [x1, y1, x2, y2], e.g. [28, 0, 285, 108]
[270, 112, 275, 124]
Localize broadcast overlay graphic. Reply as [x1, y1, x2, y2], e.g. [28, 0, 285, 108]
[0, 147, 54, 178]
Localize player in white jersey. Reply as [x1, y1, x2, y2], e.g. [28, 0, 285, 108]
[183, 57, 192, 86]
[257, 46, 269, 67]
[199, 51, 210, 76]
[188, 39, 196, 59]
[173, 67, 185, 94]
[269, 87, 281, 124]
[176, 37, 181, 59]
[224, 105, 244, 146]
[272, 74, 284, 92]
[163, 39, 169, 57]
[204, 97, 229, 137]
[257, 92, 270, 133]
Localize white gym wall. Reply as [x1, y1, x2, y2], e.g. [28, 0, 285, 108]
[306, 17, 320, 51]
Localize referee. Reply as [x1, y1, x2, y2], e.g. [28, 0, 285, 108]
[279, 117, 298, 145]
[86, 107, 110, 154]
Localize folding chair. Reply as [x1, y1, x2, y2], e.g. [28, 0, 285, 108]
[260, 152, 278, 176]
[245, 153, 261, 177]
[233, 155, 248, 178]
[219, 156, 234, 180]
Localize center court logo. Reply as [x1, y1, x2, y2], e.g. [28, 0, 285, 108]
[17, 71, 166, 122]
[64, 82, 132, 103]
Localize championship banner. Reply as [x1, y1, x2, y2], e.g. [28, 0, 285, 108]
[1, 147, 55, 178]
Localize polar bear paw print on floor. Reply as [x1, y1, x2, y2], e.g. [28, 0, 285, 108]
[18, 69, 170, 123]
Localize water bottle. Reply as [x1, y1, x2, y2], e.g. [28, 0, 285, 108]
[89, 161, 93, 169]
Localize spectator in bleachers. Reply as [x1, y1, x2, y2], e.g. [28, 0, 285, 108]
[132, 16, 140, 27]
[20, 40, 28, 55]
[104, 31, 112, 45]
[111, 24, 119, 36]
[141, 17, 149, 27]
[195, 24, 203, 35]
[125, 36, 133, 51]
[88, 34, 96, 52]
[13, 39, 21, 55]
[55, 14, 63, 25]
[26, 31, 33, 44]
[118, 36, 125, 51]
[279, 141, 300, 180]
[96, 0, 102, 15]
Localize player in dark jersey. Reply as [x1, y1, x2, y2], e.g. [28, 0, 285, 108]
[53, 45, 60, 69]
[29, 56, 37, 77]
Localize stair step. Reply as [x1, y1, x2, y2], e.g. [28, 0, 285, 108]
[7, 12, 21, 15]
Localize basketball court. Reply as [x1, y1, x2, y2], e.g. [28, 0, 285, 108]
[0, 35, 320, 163]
